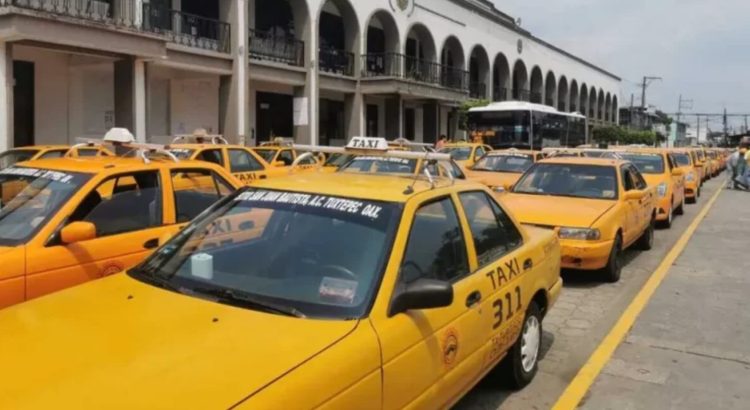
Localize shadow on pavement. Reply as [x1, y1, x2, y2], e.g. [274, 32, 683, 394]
[560, 248, 641, 288]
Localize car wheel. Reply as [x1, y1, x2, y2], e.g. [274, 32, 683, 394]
[697, 186, 701, 198]
[658, 203, 673, 229]
[635, 218, 654, 251]
[675, 195, 685, 215]
[602, 235, 623, 283]
[502, 302, 542, 390]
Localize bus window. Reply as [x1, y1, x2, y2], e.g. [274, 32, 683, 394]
[467, 110, 531, 149]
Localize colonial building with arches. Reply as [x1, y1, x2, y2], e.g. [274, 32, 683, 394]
[0, 0, 620, 149]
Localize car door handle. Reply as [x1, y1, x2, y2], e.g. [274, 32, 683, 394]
[465, 290, 482, 307]
[259, 175, 268, 180]
[524, 259, 533, 271]
[143, 238, 159, 250]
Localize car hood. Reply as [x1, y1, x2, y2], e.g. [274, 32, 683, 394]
[466, 170, 522, 188]
[0, 274, 358, 409]
[502, 193, 616, 228]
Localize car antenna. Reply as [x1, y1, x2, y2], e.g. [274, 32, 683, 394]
[403, 151, 435, 195]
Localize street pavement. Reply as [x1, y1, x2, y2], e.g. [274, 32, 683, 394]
[455, 177, 727, 410]
[581, 186, 750, 410]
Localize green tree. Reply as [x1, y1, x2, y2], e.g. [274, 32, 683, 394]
[458, 99, 491, 131]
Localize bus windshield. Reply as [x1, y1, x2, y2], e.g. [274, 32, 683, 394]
[467, 110, 531, 149]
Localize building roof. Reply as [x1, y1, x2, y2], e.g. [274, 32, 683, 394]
[470, 101, 587, 118]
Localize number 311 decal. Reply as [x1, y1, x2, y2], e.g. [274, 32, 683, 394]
[493, 286, 521, 329]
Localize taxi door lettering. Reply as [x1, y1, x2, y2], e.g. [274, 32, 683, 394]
[236, 172, 257, 183]
[485, 257, 520, 290]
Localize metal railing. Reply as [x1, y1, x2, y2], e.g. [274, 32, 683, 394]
[361, 52, 402, 77]
[249, 28, 304, 67]
[142, 6, 230, 52]
[319, 47, 354, 76]
[493, 86, 507, 102]
[440, 65, 469, 91]
[1, 0, 141, 27]
[512, 89, 531, 101]
[469, 82, 487, 99]
[530, 92, 543, 104]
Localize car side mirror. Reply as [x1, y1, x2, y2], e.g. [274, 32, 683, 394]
[388, 279, 454, 317]
[672, 168, 684, 177]
[272, 161, 286, 167]
[624, 190, 645, 201]
[61, 221, 97, 245]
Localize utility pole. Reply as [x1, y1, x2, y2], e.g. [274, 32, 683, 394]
[640, 76, 662, 109]
[723, 108, 728, 142]
[629, 94, 635, 129]
[696, 115, 701, 143]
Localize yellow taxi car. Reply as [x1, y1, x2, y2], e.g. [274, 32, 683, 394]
[619, 149, 685, 228]
[671, 149, 701, 203]
[0, 138, 562, 409]
[693, 147, 710, 182]
[502, 157, 657, 282]
[252, 138, 320, 171]
[439, 142, 493, 169]
[465, 149, 542, 191]
[0, 143, 241, 309]
[167, 140, 287, 184]
[0, 145, 112, 169]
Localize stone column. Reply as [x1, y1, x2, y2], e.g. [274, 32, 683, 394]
[219, 0, 249, 145]
[0, 41, 12, 151]
[385, 95, 402, 139]
[308, 15, 320, 145]
[344, 91, 363, 140]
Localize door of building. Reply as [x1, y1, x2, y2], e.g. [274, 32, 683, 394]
[404, 108, 415, 140]
[13, 61, 34, 148]
[256, 92, 293, 143]
[366, 104, 379, 137]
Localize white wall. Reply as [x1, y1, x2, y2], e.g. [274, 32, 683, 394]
[170, 77, 220, 135]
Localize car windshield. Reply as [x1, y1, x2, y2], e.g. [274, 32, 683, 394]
[0, 167, 90, 246]
[339, 156, 418, 175]
[620, 153, 665, 174]
[513, 163, 618, 200]
[131, 189, 400, 319]
[0, 150, 39, 169]
[673, 153, 691, 166]
[324, 153, 355, 167]
[473, 154, 534, 173]
[255, 149, 278, 163]
[168, 148, 195, 160]
[439, 147, 472, 161]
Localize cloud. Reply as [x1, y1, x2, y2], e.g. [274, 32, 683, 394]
[495, 0, 750, 127]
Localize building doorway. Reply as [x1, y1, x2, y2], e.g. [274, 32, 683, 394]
[366, 104, 378, 136]
[404, 108, 415, 140]
[13, 61, 34, 147]
[319, 98, 345, 146]
[256, 92, 293, 143]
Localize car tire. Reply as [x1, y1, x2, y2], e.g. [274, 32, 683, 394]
[635, 218, 654, 251]
[686, 195, 697, 204]
[675, 195, 685, 216]
[697, 186, 701, 198]
[602, 234, 623, 283]
[658, 203, 673, 229]
[502, 301, 542, 390]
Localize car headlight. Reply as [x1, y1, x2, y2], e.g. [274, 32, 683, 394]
[686, 172, 695, 182]
[558, 227, 601, 241]
[657, 182, 668, 198]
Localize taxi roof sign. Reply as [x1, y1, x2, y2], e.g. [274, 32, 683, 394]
[347, 137, 389, 151]
[103, 128, 135, 144]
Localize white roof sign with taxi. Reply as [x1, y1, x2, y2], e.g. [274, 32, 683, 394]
[294, 137, 450, 161]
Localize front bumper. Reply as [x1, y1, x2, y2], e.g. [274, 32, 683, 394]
[655, 195, 672, 221]
[685, 181, 699, 198]
[560, 239, 614, 270]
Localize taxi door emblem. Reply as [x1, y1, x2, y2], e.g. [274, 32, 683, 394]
[442, 328, 460, 367]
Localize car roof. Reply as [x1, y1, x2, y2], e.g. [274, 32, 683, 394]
[486, 149, 538, 156]
[539, 157, 626, 167]
[15, 156, 218, 174]
[249, 172, 477, 203]
[8, 145, 70, 152]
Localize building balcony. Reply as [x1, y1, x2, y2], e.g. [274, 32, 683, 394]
[249, 28, 304, 67]
[319, 47, 354, 77]
[1, 0, 142, 27]
[493, 86, 508, 102]
[512, 89, 531, 101]
[361, 53, 468, 93]
[143, 6, 230, 53]
[469, 82, 487, 100]
[361, 52, 402, 78]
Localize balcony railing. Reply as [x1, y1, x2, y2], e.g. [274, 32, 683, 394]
[493, 86, 507, 102]
[2, 0, 142, 27]
[469, 82, 487, 99]
[142, 6, 230, 52]
[319, 47, 354, 76]
[530, 92, 543, 104]
[512, 89, 531, 101]
[361, 52, 402, 78]
[249, 28, 304, 67]
[360, 53, 469, 92]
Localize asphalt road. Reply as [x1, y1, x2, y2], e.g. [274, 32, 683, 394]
[455, 177, 725, 410]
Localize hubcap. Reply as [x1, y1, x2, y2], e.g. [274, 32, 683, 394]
[521, 315, 541, 372]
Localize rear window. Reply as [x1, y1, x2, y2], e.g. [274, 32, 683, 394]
[620, 153, 665, 174]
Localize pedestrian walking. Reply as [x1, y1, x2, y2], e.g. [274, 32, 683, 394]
[734, 145, 749, 190]
[727, 147, 742, 189]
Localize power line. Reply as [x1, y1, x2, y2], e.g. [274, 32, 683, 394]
[639, 76, 662, 109]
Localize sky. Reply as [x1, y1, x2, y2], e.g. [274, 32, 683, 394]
[495, 0, 750, 132]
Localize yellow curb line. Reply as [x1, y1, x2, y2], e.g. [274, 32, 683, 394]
[551, 184, 725, 410]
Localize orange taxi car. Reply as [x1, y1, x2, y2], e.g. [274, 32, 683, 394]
[671, 149, 701, 203]
[465, 149, 542, 191]
[502, 157, 657, 282]
[438, 142, 493, 169]
[252, 138, 320, 171]
[0, 145, 112, 169]
[0, 149, 241, 309]
[619, 149, 685, 228]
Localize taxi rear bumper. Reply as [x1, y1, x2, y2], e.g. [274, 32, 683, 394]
[560, 239, 614, 270]
[547, 277, 563, 313]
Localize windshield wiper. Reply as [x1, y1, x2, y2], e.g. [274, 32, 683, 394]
[130, 267, 179, 291]
[187, 286, 307, 318]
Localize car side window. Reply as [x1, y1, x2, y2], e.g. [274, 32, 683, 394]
[68, 171, 162, 237]
[631, 166, 648, 190]
[621, 166, 635, 191]
[399, 197, 469, 284]
[197, 149, 224, 167]
[278, 150, 295, 166]
[171, 169, 234, 223]
[475, 147, 486, 159]
[459, 191, 523, 268]
[228, 149, 264, 173]
[666, 154, 674, 171]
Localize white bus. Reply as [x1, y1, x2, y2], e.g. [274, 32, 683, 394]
[467, 101, 588, 150]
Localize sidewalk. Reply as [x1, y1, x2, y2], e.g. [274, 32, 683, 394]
[581, 188, 750, 410]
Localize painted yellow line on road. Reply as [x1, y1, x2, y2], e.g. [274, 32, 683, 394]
[552, 184, 725, 410]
